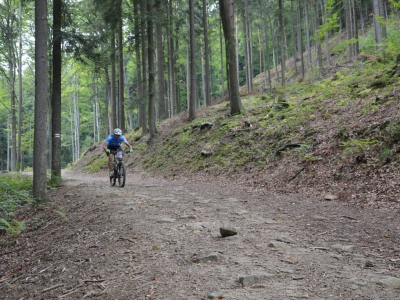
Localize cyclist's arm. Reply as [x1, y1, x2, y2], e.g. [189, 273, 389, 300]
[103, 141, 109, 151]
[124, 140, 133, 150]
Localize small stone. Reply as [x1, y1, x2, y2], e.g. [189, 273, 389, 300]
[311, 215, 329, 221]
[220, 227, 238, 238]
[193, 253, 220, 263]
[365, 260, 374, 268]
[158, 218, 176, 223]
[268, 241, 287, 248]
[324, 194, 337, 201]
[238, 273, 275, 287]
[276, 234, 295, 244]
[265, 218, 279, 224]
[377, 276, 400, 288]
[206, 291, 225, 299]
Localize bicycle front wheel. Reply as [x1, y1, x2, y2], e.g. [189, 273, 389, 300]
[117, 161, 126, 187]
[110, 168, 117, 187]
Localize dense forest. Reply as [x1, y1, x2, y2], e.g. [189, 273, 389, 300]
[0, 1, 399, 193]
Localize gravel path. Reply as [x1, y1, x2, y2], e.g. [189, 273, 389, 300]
[1, 170, 399, 299]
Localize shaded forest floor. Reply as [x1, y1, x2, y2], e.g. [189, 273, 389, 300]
[1, 170, 400, 299]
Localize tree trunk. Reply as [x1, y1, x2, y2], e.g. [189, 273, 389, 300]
[104, 65, 111, 132]
[278, 0, 286, 85]
[189, 0, 197, 121]
[140, 0, 148, 135]
[304, 2, 312, 69]
[219, 0, 242, 115]
[167, 0, 176, 117]
[373, 0, 383, 49]
[118, 0, 125, 132]
[147, 0, 156, 137]
[33, 0, 49, 201]
[18, 0, 23, 171]
[297, 0, 305, 79]
[263, 12, 272, 91]
[155, 0, 167, 120]
[51, 0, 62, 182]
[202, 0, 211, 107]
[290, 0, 298, 75]
[219, 20, 225, 96]
[111, 31, 117, 130]
[134, 0, 142, 128]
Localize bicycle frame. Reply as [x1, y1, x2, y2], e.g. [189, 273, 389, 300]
[109, 149, 127, 187]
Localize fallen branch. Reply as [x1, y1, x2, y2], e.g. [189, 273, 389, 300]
[83, 279, 106, 283]
[288, 167, 304, 182]
[118, 237, 137, 243]
[59, 283, 84, 298]
[310, 246, 330, 251]
[43, 283, 64, 293]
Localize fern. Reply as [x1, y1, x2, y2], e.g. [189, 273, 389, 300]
[0, 219, 26, 236]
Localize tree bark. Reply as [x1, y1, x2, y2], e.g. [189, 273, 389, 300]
[155, 0, 167, 120]
[278, 0, 286, 84]
[147, 0, 156, 138]
[188, 0, 196, 121]
[51, 0, 62, 181]
[118, 0, 125, 131]
[140, 0, 148, 135]
[111, 30, 117, 130]
[202, 0, 211, 107]
[33, 0, 49, 201]
[297, 0, 305, 79]
[219, 0, 242, 115]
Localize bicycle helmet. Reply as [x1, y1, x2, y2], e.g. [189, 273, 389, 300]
[114, 128, 122, 135]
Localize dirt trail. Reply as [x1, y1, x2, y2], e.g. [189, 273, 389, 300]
[1, 170, 400, 299]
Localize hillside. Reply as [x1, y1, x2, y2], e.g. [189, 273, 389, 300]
[74, 53, 400, 210]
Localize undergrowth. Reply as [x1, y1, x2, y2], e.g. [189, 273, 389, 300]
[0, 174, 35, 237]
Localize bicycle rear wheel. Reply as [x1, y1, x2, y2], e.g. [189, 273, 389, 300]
[117, 161, 126, 187]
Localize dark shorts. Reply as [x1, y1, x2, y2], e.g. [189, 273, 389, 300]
[106, 146, 121, 156]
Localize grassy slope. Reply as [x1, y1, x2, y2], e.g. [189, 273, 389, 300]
[75, 27, 400, 208]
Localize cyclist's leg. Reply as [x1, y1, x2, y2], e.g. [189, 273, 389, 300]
[108, 154, 113, 171]
[107, 146, 118, 175]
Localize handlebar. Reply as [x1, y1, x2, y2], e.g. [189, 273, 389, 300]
[108, 149, 131, 155]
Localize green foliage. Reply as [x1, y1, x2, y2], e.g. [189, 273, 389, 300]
[0, 174, 35, 219]
[379, 146, 393, 164]
[56, 209, 68, 221]
[340, 138, 380, 157]
[0, 218, 26, 236]
[382, 120, 400, 145]
[84, 154, 107, 173]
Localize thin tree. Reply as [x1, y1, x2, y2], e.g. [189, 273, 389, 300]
[202, 0, 211, 107]
[290, 0, 298, 76]
[133, 0, 143, 127]
[296, 0, 305, 79]
[33, 0, 49, 201]
[278, 0, 286, 84]
[147, 0, 156, 137]
[51, 0, 62, 182]
[117, 0, 125, 131]
[219, 0, 242, 115]
[0, 0, 17, 171]
[110, 30, 117, 130]
[140, 0, 148, 135]
[155, 0, 167, 120]
[188, 0, 196, 121]
[17, 0, 23, 171]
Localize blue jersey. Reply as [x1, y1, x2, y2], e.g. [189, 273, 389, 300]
[105, 134, 127, 147]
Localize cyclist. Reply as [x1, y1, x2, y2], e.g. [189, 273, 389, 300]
[103, 128, 133, 177]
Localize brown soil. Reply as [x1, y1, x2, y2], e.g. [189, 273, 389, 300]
[1, 169, 400, 299]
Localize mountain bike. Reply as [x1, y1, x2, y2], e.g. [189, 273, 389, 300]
[109, 149, 129, 187]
